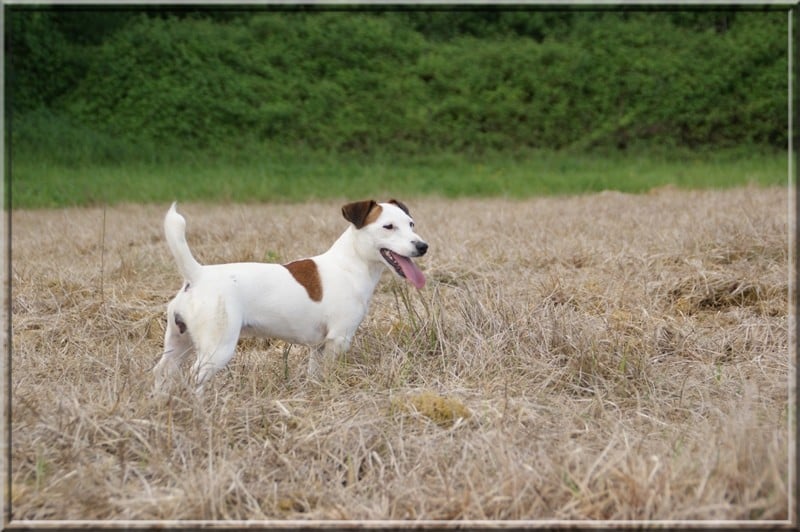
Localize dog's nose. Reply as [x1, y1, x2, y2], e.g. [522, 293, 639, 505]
[415, 241, 428, 256]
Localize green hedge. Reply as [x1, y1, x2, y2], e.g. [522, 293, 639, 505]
[7, 9, 789, 160]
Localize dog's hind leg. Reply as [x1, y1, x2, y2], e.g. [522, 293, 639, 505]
[153, 308, 194, 394]
[190, 299, 242, 391]
[191, 331, 240, 391]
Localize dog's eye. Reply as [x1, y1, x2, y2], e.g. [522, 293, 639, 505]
[383, 223, 395, 230]
[410, 221, 415, 228]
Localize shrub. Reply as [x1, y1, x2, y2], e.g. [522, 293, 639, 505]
[8, 9, 789, 159]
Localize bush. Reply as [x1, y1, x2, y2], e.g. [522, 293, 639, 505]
[6, 11, 84, 113]
[7, 9, 789, 160]
[62, 12, 428, 153]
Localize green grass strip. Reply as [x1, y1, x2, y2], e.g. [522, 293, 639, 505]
[9, 149, 787, 209]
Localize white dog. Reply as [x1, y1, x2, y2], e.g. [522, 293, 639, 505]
[153, 199, 428, 392]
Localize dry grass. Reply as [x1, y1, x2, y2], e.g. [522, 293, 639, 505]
[8, 186, 794, 524]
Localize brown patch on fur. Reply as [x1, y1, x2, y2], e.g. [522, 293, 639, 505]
[364, 203, 382, 226]
[283, 259, 323, 302]
[342, 200, 380, 229]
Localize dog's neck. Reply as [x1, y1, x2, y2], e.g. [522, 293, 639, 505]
[326, 226, 386, 288]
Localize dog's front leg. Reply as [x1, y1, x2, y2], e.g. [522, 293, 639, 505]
[307, 335, 352, 381]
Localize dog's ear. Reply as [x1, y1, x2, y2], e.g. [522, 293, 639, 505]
[388, 199, 410, 216]
[342, 200, 379, 229]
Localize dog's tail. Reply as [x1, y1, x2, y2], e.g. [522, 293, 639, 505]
[164, 202, 202, 282]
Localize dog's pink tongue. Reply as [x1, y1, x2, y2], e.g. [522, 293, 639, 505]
[397, 255, 426, 289]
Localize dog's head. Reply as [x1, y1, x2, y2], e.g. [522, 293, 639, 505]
[342, 199, 428, 289]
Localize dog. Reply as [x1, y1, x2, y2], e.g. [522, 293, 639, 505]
[153, 199, 428, 392]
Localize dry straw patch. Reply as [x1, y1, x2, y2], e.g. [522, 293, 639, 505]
[9, 186, 793, 522]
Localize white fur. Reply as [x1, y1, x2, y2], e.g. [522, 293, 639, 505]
[153, 200, 428, 392]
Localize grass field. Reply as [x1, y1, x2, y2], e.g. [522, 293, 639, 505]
[8, 183, 792, 523]
[9, 148, 787, 209]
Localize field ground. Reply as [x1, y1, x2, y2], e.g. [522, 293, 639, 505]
[8, 185, 794, 523]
